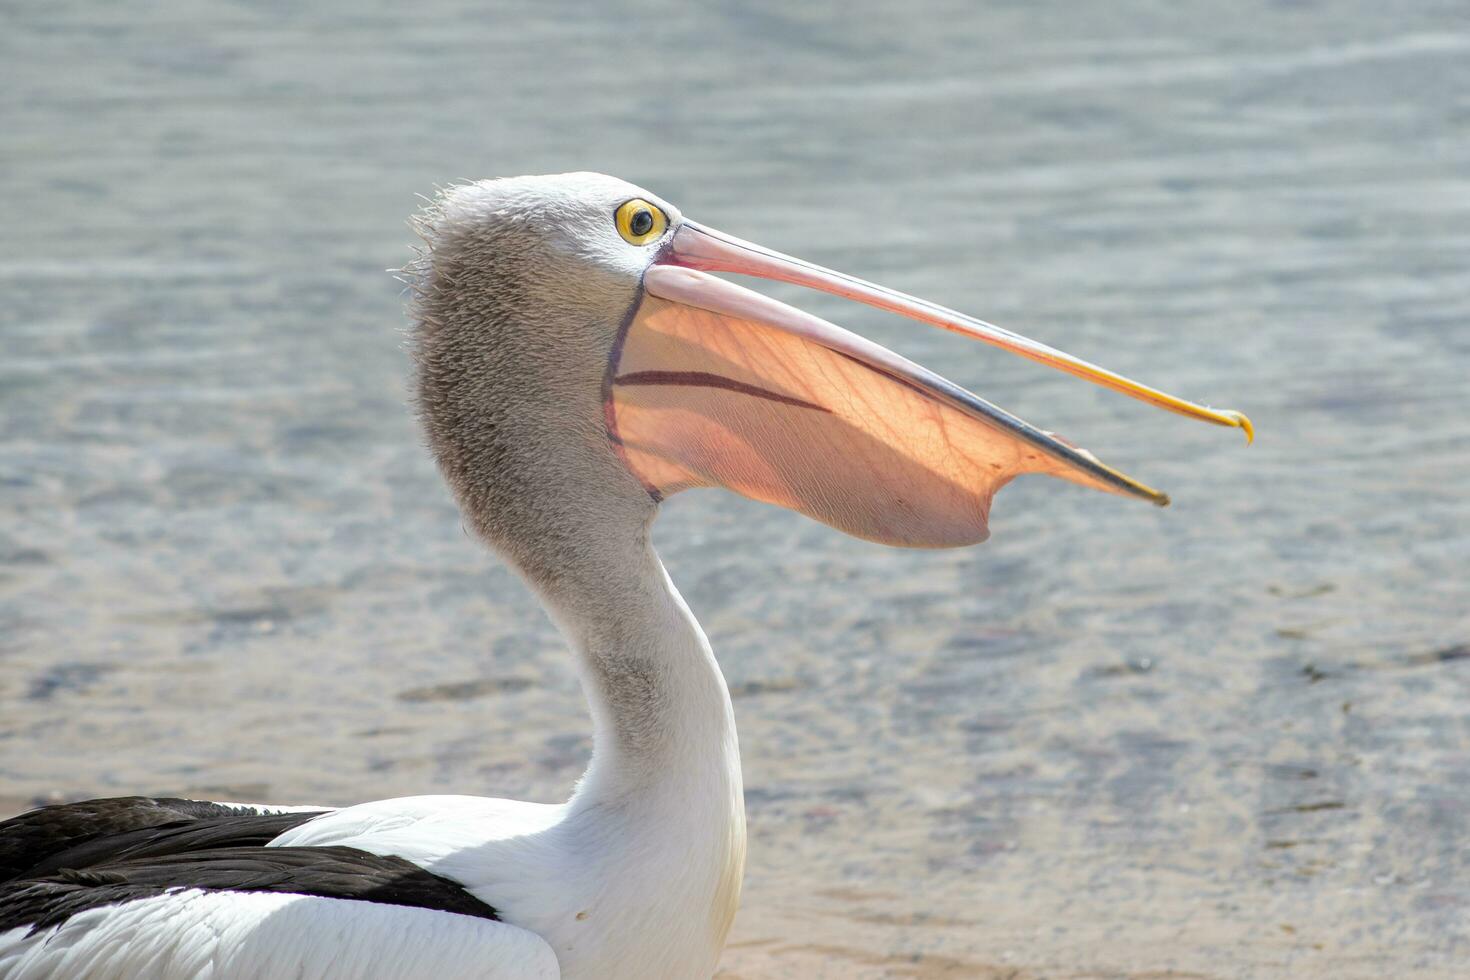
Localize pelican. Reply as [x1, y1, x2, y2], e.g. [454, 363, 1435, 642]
[0, 173, 1249, 979]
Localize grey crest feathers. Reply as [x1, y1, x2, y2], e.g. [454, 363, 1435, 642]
[405, 174, 676, 592]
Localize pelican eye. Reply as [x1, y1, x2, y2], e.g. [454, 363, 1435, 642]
[615, 198, 668, 246]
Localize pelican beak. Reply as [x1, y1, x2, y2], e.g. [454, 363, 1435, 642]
[603, 219, 1251, 548]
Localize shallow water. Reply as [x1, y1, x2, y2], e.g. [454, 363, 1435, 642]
[2, 1, 1468, 976]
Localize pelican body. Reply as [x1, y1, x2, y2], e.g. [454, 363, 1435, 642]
[0, 173, 1247, 979]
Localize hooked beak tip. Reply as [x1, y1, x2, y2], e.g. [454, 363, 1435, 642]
[1226, 410, 1255, 445]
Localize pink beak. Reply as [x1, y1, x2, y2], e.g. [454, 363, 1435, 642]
[602, 215, 1251, 547]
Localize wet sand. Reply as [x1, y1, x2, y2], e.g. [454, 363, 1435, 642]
[3, 2, 1468, 976]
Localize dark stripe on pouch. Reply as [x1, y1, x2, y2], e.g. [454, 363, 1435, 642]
[615, 370, 831, 413]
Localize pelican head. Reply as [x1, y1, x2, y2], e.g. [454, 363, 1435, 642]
[408, 172, 1248, 579]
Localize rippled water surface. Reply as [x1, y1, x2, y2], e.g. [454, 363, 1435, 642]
[3, 2, 1469, 976]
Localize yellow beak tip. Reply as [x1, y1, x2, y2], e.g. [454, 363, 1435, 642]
[1223, 410, 1255, 445]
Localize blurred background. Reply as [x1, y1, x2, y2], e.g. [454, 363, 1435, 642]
[2, 1, 1468, 977]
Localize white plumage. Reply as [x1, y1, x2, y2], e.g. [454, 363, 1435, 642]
[2, 890, 558, 979]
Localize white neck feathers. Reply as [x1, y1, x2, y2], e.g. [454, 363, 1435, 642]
[529, 530, 747, 977]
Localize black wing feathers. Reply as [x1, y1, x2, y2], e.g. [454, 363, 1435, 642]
[0, 796, 325, 884]
[0, 796, 500, 935]
[0, 846, 502, 935]
[18, 808, 323, 880]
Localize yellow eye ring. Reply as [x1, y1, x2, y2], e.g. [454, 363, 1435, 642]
[615, 199, 668, 246]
